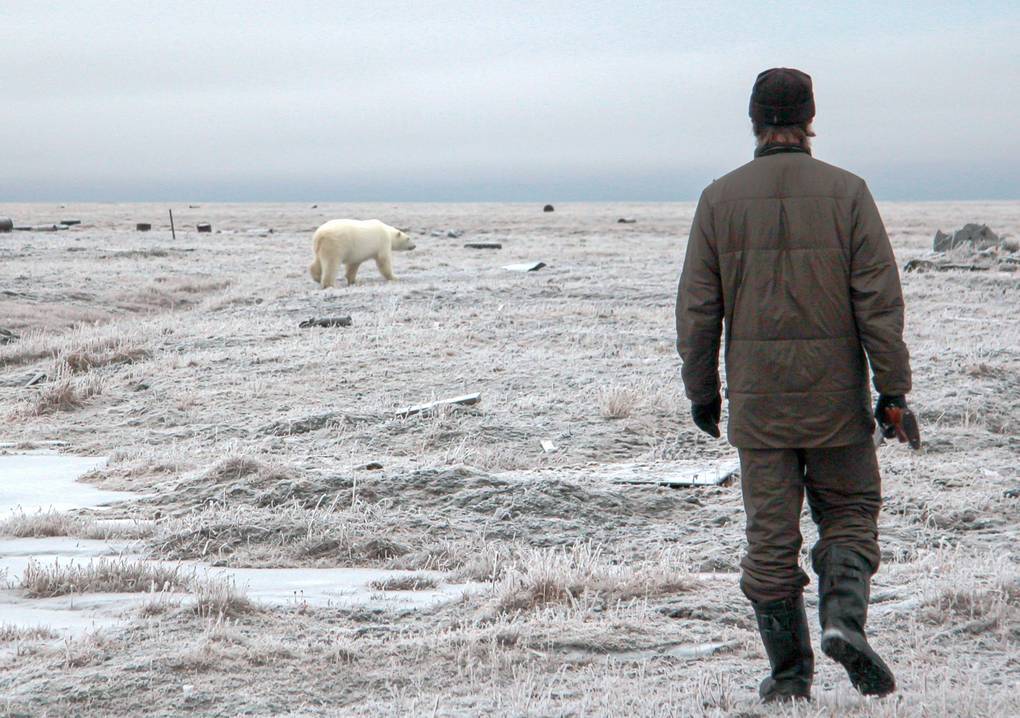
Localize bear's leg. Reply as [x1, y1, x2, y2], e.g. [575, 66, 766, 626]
[309, 258, 322, 284]
[375, 254, 396, 281]
[320, 256, 340, 289]
[345, 262, 361, 286]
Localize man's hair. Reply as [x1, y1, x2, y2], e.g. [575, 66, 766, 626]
[754, 122, 815, 150]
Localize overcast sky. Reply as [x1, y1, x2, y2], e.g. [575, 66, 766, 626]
[2, 1, 1018, 201]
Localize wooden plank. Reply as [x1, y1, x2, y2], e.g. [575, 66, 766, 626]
[24, 372, 47, 387]
[396, 393, 481, 418]
[601, 459, 740, 487]
[299, 316, 352, 329]
[504, 458, 739, 488]
[464, 242, 502, 249]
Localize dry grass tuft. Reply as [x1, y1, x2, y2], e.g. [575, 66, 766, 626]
[449, 542, 512, 582]
[59, 342, 149, 374]
[369, 574, 439, 591]
[61, 630, 113, 668]
[169, 616, 289, 672]
[491, 542, 693, 615]
[0, 510, 151, 540]
[79, 519, 154, 541]
[151, 501, 406, 566]
[116, 278, 232, 312]
[204, 454, 297, 487]
[192, 576, 259, 618]
[919, 579, 1020, 635]
[392, 538, 511, 580]
[138, 591, 183, 617]
[0, 326, 61, 368]
[19, 558, 187, 598]
[82, 447, 194, 491]
[0, 322, 151, 370]
[0, 624, 60, 642]
[207, 455, 267, 481]
[28, 374, 103, 416]
[596, 384, 642, 419]
[0, 510, 82, 538]
[595, 379, 679, 420]
[329, 634, 361, 665]
[243, 638, 295, 667]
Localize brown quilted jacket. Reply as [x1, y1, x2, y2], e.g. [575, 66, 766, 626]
[675, 145, 911, 448]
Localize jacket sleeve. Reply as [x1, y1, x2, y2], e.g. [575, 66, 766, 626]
[676, 192, 723, 404]
[849, 182, 912, 396]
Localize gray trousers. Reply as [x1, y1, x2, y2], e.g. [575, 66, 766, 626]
[736, 440, 882, 604]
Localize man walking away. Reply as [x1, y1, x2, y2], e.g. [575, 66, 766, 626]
[675, 68, 913, 702]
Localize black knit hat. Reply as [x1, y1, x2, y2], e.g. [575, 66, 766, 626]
[749, 68, 815, 125]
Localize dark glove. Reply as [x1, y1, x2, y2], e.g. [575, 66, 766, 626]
[691, 394, 722, 438]
[874, 394, 907, 438]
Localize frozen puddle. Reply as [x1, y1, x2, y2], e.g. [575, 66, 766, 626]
[197, 565, 470, 610]
[1, 454, 474, 643]
[0, 454, 129, 515]
[0, 536, 139, 579]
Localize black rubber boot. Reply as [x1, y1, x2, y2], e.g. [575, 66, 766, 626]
[816, 546, 896, 697]
[752, 595, 814, 702]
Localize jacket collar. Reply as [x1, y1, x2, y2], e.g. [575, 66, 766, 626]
[755, 143, 811, 158]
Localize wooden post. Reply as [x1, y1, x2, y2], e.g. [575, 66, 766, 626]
[169, 209, 176, 240]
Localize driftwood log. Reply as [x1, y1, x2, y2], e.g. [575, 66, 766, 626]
[299, 316, 353, 329]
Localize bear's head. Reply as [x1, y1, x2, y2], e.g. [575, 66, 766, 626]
[391, 229, 416, 251]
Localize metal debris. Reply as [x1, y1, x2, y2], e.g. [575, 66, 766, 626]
[396, 393, 481, 419]
[503, 261, 546, 272]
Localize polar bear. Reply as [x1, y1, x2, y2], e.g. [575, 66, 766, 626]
[309, 219, 415, 288]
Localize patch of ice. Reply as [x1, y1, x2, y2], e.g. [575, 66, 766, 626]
[0, 537, 140, 587]
[0, 455, 476, 643]
[194, 565, 476, 610]
[0, 537, 136, 559]
[0, 455, 131, 515]
[0, 591, 163, 640]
